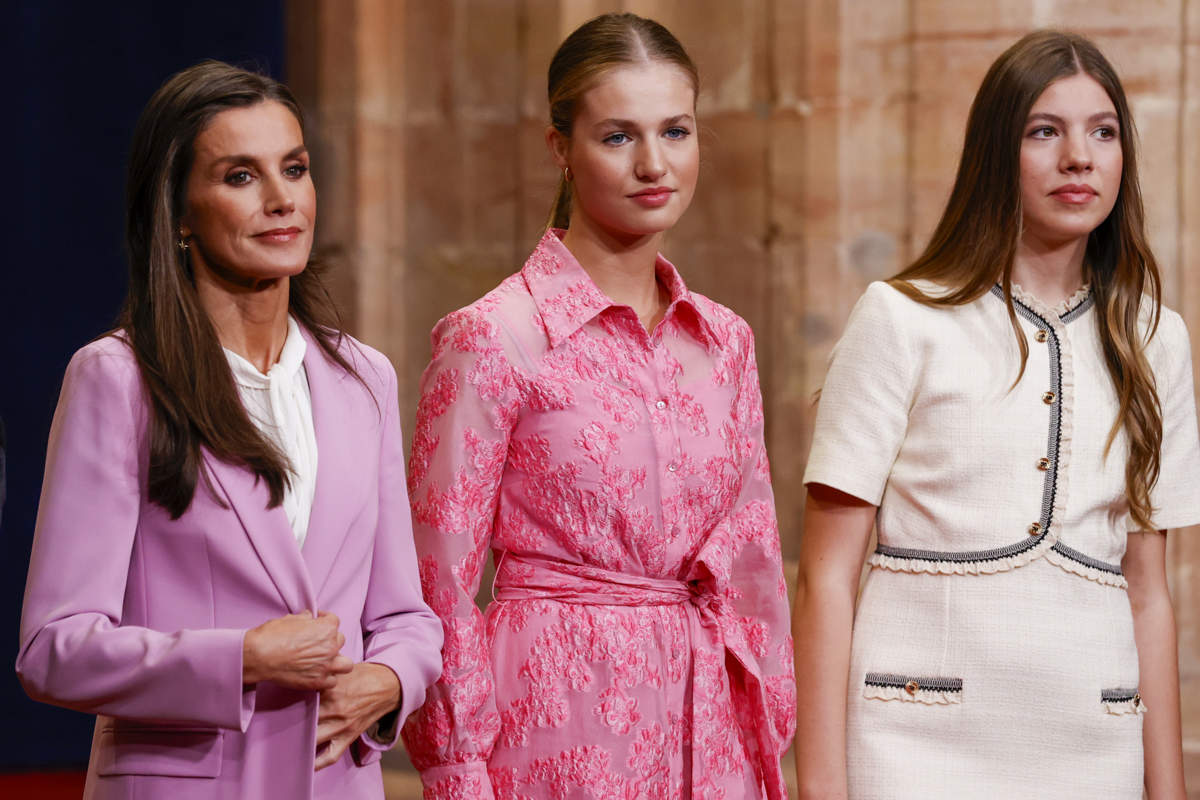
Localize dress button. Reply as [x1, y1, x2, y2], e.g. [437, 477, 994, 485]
[1028, 522, 1042, 536]
[904, 680, 919, 696]
[1042, 391, 1056, 405]
[655, 399, 667, 410]
[1035, 330, 1048, 343]
[1036, 457, 1050, 471]
[667, 462, 678, 472]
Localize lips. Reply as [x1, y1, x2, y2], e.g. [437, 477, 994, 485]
[253, 227, 303, 242]
[628, 187, 675, 208]
[1049, 184, 1098, 205]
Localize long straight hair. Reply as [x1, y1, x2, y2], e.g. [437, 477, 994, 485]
[122, 60, 363, 519]
[889, 31, 1162, 529]
[546, 13, 699, 229]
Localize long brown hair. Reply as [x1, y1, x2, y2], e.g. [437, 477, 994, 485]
[890, 31, 1162, 529]
[122, 60, 362, 519]
[546, 13, 699, 229]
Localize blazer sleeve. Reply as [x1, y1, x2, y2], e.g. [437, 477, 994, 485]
[354, 354, 445, 762]
[16, 341, 254, 730]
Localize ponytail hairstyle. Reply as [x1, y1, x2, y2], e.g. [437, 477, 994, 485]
[889, 30, 1162, 529]
[546, 13, 699, 229]
[122, 60, 363, 519]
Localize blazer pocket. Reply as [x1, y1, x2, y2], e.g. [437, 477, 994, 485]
[1101, 687, 1146, 716]
[95, 724, 223, 778]
[863, 672, 963, 705]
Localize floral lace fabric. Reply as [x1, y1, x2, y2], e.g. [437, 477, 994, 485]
[401, 230, 796, 800]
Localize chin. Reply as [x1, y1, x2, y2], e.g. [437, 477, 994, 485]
[1051, 223, 1103, 242]
[273, 262, 310, 278]
[236, 262, 309, 282]
[613, 215, 682, 238]
[1026, 216, 1104, 245]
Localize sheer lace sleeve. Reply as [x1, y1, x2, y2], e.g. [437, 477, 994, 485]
[402, 307, 521, 799]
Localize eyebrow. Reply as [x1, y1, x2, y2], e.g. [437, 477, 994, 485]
[211, 145, 308, 166]
[1026, 111, 1119, 126]
[592, 113, 695, 130]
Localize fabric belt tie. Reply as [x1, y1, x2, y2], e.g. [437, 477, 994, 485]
[492, 552, 787, 800]
[494, 553, 692, 606]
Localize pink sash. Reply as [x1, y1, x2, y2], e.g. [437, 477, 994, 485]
[493, 552, 787, 800]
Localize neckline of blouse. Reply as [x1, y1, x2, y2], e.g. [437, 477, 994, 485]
[1007, 282, 1092, 320]
[224, 315, 307, 389]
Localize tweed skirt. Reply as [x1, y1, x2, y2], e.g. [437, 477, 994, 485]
[846, 557, 1143, 799]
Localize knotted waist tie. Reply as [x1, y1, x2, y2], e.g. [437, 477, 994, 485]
[493, 552, 787, 800]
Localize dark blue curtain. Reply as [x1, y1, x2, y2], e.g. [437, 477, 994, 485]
[0, 0, 285, 768]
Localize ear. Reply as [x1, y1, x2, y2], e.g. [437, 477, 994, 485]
[545, 125, 570, 170]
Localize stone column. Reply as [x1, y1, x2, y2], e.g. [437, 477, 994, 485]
[288, 0, 409, 386]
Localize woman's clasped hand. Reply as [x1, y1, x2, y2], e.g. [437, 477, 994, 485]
[241, 611, 351, 690]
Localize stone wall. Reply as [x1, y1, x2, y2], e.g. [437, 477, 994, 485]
[288, 0, 1200, 793]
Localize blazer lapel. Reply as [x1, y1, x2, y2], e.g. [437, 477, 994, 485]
[205, 455, 316, 614]
[300, 331, 361, 600]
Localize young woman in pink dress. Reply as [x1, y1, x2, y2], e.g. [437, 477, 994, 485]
[402, 13, 796, 799]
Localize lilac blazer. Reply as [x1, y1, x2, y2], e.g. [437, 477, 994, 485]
[17, 330, 443, 800]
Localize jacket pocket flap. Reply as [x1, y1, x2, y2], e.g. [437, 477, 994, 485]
[95, 726, 222, 778]
[863, 672, 963, 704]
[1101, 687, 1146, 716]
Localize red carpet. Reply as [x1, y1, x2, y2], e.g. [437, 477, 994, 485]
[0, 772, 87, 799]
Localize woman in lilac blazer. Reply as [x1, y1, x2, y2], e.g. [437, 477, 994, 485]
[16, 62, 442, 800]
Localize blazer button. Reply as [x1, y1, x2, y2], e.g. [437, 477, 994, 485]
[1035, 329, 1049, 343]
[1036, 457, 1051, 471]
[904, 680, 919, 695]
[1028, 522, 1042, 536]
[1042, 391, 1056, 405]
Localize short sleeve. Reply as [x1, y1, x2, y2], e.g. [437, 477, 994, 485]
[803, 282, 917, 505]
[1142, 310, 1200, 531]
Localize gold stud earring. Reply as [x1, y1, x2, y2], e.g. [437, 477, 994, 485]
[177, 229, 189, 252]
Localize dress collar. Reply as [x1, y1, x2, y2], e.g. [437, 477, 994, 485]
[521, 228, 719, 351]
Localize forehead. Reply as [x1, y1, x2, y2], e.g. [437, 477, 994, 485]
[577, 61, 696, 121]
[1029, 72, 1116, 116]
[192, 101, 303, 157]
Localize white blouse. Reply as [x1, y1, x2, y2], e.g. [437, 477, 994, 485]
[224, 316, 318, 547]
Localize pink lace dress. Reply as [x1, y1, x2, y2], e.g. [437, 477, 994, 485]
[401, 230, 796, 800]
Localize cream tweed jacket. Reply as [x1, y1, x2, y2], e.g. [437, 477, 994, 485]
[805, 280, 1200, 799]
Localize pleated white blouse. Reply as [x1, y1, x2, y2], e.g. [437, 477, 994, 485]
[223, 315, 318, 547]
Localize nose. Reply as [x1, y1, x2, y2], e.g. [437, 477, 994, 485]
[263, 173, 297, 216]
[1061, 132, 1093, 174]
[635, 139, 667, 182]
